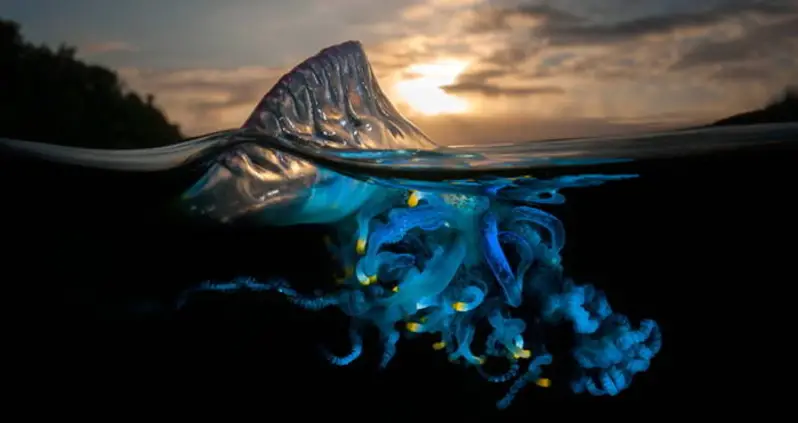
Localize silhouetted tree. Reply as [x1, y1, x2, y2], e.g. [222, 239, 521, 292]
[710, 86, 798, 127]
[0, 19, 183, 148]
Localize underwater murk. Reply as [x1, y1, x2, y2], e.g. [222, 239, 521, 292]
[3, 41, 796, 410]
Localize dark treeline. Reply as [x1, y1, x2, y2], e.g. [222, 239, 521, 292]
[0, 19, 182, 149]
[709, 87, 798, 127]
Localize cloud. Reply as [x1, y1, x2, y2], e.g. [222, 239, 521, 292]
[410, 113, 680, 145]
[461, 0, 797, 74]
[465, 0, 794, 45]
[81, 41, 138, 55]
[118, 66, 284, 136]
[441, 81, 565, 96]
[108, 1, 492, 137]
[114, 0, 798, 141]
[671, 14, 798, 71]
[430, 0, 798, 122]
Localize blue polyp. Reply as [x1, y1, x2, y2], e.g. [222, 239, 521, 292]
[482, 211, 523, 307]
[354, 189, 399, 242]
[486, 309, 527, 356]
[379, 329, 401, 368]
[368, 252, 415, 282]
[177, 173, 661, 410]
[498, 231, 534, 282]
[509, 206, 565, 254]
[447, 314, 483, 365]
[380, 237, 467, 320]
[450, 285, 486, 312]
[367, 205, 454, 253]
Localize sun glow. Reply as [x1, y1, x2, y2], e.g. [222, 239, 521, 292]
[393, 60, 470, 116]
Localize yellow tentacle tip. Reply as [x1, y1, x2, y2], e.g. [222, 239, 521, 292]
[407, 191, 420, 208]
[476, 356, 486, 365]
[452, 302, 468, 312]
[355, 238, 367, 255]
[392, 285, 399, 292]
[359, 274, 377, 286]
[432, 341, 446, 350]
[536, 378, 551, 388]
[406, 322, 422, 332]
[513, 349, 531, 359]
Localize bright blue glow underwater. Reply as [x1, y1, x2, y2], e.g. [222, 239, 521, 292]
[178, 172, 662, 409]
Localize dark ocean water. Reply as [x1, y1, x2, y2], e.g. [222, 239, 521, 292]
[2, 124, 796, 416]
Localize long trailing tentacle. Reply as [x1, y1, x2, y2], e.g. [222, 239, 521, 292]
[323, 327, 364, 366]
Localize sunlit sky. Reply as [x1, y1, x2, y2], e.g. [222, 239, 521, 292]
[3, 0, 796, 143]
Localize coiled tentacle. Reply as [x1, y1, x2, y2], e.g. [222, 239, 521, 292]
[178, 173, 661, 410]
[323, 327, 364, 366]
[571, 317, 662, 395]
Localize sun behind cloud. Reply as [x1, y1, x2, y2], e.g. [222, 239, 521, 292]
[393, 60, 470, 116]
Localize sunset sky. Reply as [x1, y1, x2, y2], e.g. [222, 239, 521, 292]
[3, 0, 797, 143]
